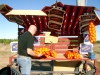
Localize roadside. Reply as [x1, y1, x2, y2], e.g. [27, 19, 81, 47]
[0, 43, 16, 69]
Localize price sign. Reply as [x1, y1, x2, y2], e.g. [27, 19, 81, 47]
[45, 32, 58, 43]
[80, 43, 93, 54]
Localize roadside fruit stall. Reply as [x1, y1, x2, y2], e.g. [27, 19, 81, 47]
[0, 1, 100, 75]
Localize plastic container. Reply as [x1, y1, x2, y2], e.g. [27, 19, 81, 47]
[88, 52, 95, 60]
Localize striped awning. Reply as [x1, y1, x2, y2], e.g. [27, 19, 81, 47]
[0, 2, 100, 35]
[42, 2, 100, 35]
[5, 10, 47, 32]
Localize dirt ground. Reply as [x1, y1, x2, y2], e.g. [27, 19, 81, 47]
[0, 43, 16, 69]
[0, 43, 100, 74]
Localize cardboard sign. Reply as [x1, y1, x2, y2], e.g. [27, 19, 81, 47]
[45, 32, 58, 43]
[80, 43, 93, 54]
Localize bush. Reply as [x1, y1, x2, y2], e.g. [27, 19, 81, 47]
[0, 39, 18, 44]
[96, 41, 100, 43]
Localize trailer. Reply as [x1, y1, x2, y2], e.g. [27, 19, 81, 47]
[0, 1, 100, 75]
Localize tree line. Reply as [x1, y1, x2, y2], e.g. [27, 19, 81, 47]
[0, 39, 18, 44]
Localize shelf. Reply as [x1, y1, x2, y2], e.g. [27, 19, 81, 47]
[31, 54, 93, 61]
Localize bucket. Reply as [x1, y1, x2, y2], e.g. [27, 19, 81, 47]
[88, 52, 95, 60]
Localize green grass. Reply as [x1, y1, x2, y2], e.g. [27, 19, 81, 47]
[95, 41, 100, 43]
[0, 39, 18, 44]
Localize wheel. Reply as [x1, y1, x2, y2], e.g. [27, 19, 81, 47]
[0, 66, 21, 75]
[74, 61, 95, 75]
[85, 69, 95, 75]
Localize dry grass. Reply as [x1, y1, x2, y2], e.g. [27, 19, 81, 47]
[0, 43, 16, 69]
[93, 44, 100, 62]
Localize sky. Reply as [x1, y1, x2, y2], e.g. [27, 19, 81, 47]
[0, 0, 100, 40]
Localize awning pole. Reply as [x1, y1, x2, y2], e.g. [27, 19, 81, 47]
[18, 24, 19, 39]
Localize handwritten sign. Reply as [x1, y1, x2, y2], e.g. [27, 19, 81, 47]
[45, 32, 58, 43]
[80, 43, 93, 54]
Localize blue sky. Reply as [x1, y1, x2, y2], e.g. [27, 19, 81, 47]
[0, 0, 100, 40]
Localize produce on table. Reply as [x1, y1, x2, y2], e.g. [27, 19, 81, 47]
[65, 50, 81, 59]
[34, 47, 57, 58]
[88, 21, 96, 43]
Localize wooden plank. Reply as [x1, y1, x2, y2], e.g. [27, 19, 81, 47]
[55, 45, 68, 49]
[34, 45, 51, 50]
